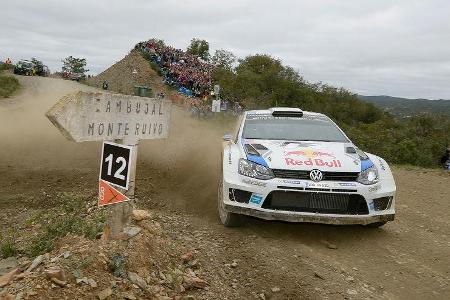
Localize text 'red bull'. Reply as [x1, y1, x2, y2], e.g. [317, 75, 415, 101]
[285, 158, 342, 168]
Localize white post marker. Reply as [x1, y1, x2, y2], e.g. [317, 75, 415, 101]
[46, 91, 172, 239]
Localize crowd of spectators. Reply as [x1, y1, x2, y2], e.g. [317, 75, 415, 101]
[138, 39, 214, 98]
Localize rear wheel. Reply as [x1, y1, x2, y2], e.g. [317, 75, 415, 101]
[218, 176, 243, 227]
[366, 221, 387, 228]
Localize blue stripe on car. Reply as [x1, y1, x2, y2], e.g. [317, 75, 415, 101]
[247, 154, 269, 167]
[241, 138, 269, 167]
[361, 159, 374, 171]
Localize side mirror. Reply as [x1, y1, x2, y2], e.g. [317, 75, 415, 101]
[222, 133, 233, 142]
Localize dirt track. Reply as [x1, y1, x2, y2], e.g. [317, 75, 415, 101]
[1, 76, 449, 299]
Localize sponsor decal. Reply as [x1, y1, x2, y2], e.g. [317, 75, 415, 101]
[369, 201, 375, 211]
[285, 148, 336, 159]
[307, 182, 330, 189]
[368, 184, 381, 192]
[285, 158, 342, 168]
[280, 179, 303, 185]
[249, 194, 263, 205]
[337, 182, 357, 187]
[378, 158, 386, 171]
[242, 178, 267, 187]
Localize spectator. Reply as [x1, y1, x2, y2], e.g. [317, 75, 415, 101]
[440, 148, 450, 170]
[138, 39, 214, 98]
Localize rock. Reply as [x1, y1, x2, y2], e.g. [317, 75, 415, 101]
[346, 276, 354, 282]
[258, 293, 266, 300]
[230, 260, 238, 268]
[313, 272, 325, 280]
[1, 294, 15, 300]
[97, 288, 113, 300]
[63, 251, 71, 259]
[15, 292, 24, 300]
[148, 285, 160, 294]
[347, 289, 358, 295]
[181, 251, 196, 263]
[122, 292, 136, 300]
[132, 210, 151, 221]
[271, 287, 280, 293]
[26, 255, 45, 272]
[76, 277, 89, 285]
[123, 226, 142, 239]
[88, 278, 98, 288]
[0, 257, 18, 276]
[183, 276, 208, 289]
[128, 271, 148, 290]
[13, 272, 31, 280]
[50, 277, 66, 287]
[44, 267, 66, 282]
[188, 259, 199, 268]
[26, 290, 37, 297]
[0, 269, 20, 288]
[323, 241, 338, 249]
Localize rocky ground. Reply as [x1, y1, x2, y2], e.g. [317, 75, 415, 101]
[1, 75, 449, 300]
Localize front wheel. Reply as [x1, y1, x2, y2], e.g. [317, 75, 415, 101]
[218, 177, 243, 227]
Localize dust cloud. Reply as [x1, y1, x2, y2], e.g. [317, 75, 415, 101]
[139, 108, 228, 214]
[0, 76, 231, 213]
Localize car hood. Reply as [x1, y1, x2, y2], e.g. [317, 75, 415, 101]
[242, 139, 364, 173]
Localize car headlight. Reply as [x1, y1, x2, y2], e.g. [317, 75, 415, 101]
[238, 159, 274, 180]
[358, 165, 379, 185]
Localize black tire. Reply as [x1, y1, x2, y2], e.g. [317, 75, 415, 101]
[366, 221, 387, 228]
[217, 176, 243, 227]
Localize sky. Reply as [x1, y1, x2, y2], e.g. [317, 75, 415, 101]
[1, 0, 450, 99]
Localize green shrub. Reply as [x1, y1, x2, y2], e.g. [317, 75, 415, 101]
[27, 193, 105, 256]
[0, 75, 20, 98]
[0, 240, 17, 258]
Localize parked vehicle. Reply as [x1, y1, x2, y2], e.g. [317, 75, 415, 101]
[13, 60, 33, 75]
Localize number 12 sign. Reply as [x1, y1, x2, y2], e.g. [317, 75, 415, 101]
[100, 141, 133, 189]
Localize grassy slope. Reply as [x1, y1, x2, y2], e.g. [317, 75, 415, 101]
[0, 74, 21, 98]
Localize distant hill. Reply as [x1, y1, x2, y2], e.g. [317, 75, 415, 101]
[359, 95, 450, 117]
[88, 50, 166, 95]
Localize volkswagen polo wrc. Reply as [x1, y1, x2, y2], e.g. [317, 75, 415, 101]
[218, 108, 396, 227]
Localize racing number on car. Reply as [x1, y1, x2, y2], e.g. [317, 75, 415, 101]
[100, 142, 133, 189]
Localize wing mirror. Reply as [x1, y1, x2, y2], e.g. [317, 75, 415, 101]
[222, 133, 233, 142]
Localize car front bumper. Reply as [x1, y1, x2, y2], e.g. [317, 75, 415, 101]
[224, 203, 394, 225]
[222, 174, 396, 225]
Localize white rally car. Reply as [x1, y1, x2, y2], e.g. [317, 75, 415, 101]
[218, 108, 396, 227]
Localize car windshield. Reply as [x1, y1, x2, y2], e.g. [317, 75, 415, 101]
[242, 116, 349, 142]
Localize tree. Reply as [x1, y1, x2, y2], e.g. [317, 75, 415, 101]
[186, 38, 210, 61]
[211, 49, 236, 69]
[61, 56, 88, 74]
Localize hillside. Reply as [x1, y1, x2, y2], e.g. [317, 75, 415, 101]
[88, 50, 166, 96]
[359, 95, 450, 117]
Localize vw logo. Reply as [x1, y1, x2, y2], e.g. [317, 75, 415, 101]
[309, 169, 323, 182]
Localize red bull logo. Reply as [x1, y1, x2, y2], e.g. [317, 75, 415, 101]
[285, 158, 342, 168]
[285, 148, 335, 159]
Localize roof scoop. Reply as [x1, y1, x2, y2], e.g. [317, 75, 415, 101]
[269, 107, 303, 118]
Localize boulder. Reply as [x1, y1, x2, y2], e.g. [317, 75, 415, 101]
[132, 210, 151, 221]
